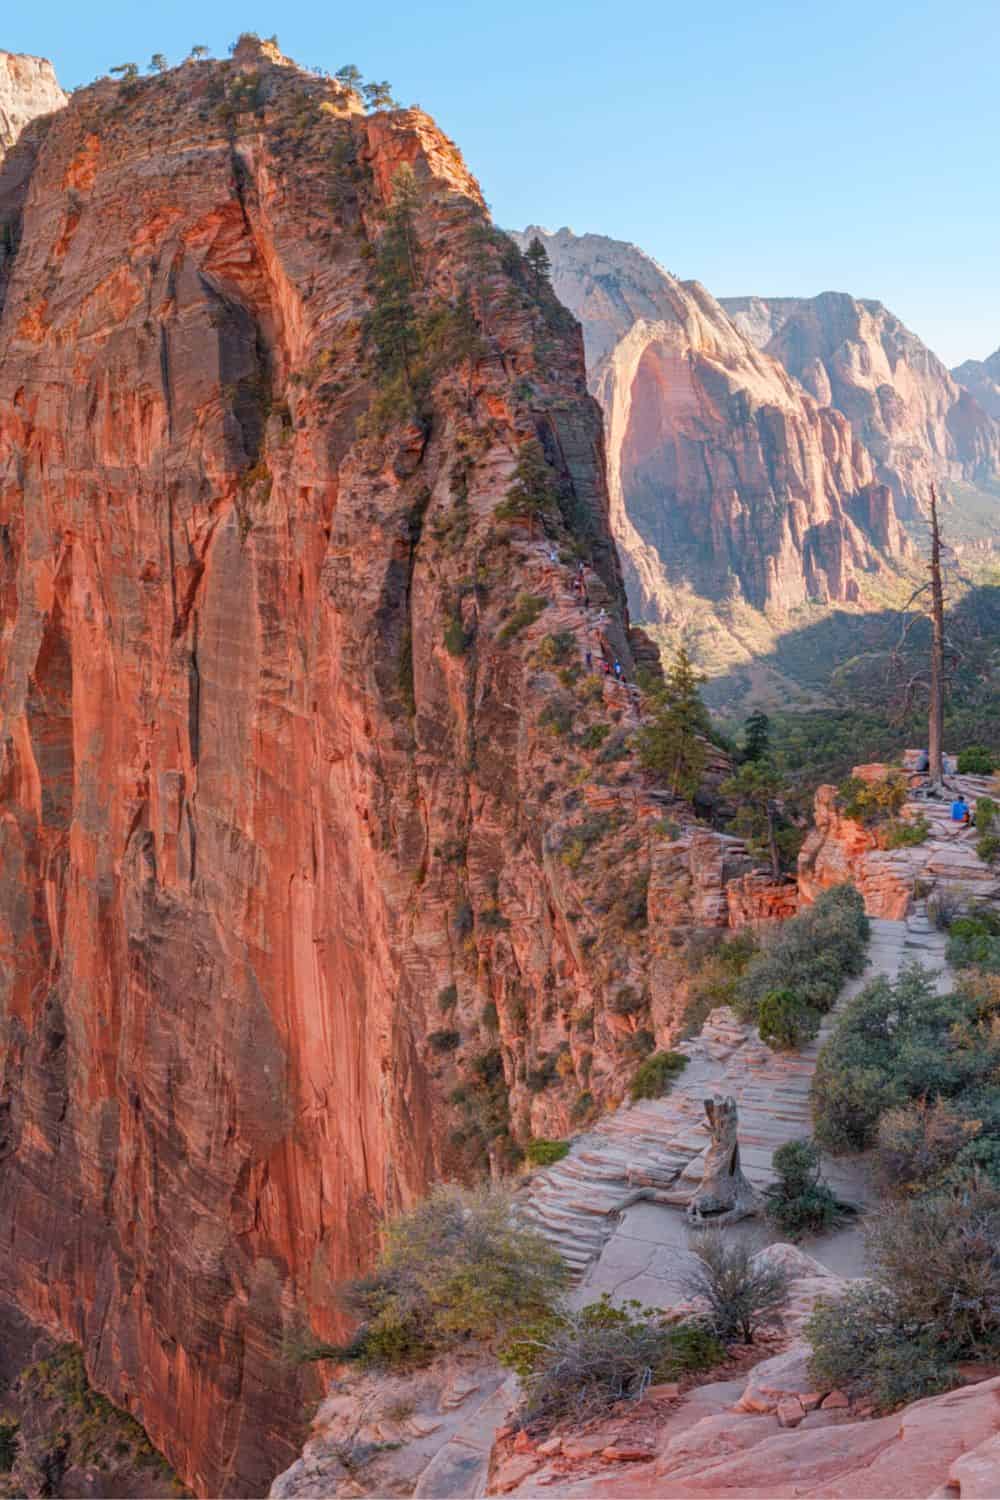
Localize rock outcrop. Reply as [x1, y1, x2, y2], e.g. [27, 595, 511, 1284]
[724, 293, 1000, 525]
[0, 45, 771, 1497]
[954, 346, 1000, 421]
[511, 229, 907, 625]
[486, 1246, 1000, 1499]
[798, 767, 999, 917]
[0, 50, 65, 160]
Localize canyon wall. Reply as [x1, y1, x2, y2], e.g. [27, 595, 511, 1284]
[724, 293, 1000, 524]
[513, 230, 906, 627]
[953, 346, 1000, 422]
[0, 45, 759, 1497]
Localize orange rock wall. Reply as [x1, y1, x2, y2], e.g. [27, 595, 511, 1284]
[0, 54, 765, 1497]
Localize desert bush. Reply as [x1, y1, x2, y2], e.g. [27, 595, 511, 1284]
[958, 746, 996, 774]
[737, 884, 869, 1021]
[511, 1296, 723, 1429]
[928, 884, 966, 929]
[630, 1050, 687, 1101]
[867, 1185, 1000, 1351]
[525, 1138, 570, 1167]
[335, 1185, 569, 1369]
[837, 773, 907, 825]
[807, 1283, 955, 1413]
[681, 1233, 789, 1345]
[882, 814, 930, 848]
[757, 988, 820, 1050]
[874, 1097, 977, 1193]
[977, 833, 1000, 865]
[428, 1029, 461, 1054]
[976, 796, 998, 832]
[766, 1139, 850, 1239]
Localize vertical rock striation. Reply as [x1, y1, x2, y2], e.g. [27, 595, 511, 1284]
[0, 45, 758, 1496]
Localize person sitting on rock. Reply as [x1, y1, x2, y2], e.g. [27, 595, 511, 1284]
[951, 795, 969, 822]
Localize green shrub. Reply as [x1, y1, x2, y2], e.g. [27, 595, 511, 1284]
[977, 833, 1000, 865]
[757, 988, 820, 1050]
[812, 964, 975, 1154]
[883, 814, 930, 848]
[681, 1234, 789, 1345]
[976, 796, 997, 831]
[947, 913, 1000, 971]
[511, 1296, 723, 1430]
[738, 884, 869, 1021]
[958, 746, 995, 774]
[428, 1029, 461, 1054]
[438, 984, 458, 1011]
[630, 1050, 687, 1101]
[766, 1139, 851, 1239]
[335, 1185, 569, 1370]
[579, 723, 611, 750]
[443, 613, 469, 656]
[807, 1283, 955, 1413]
[499, 593, 547, 643]
[525, 1138, 570, 1167]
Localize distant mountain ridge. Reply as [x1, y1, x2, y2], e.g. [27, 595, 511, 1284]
[722, 292, 1000, 526]
[512, 228, 906, 630]
[953, 347, 1000, 421]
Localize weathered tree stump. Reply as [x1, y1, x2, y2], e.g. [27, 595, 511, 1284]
[686, 1094, 763, 1226]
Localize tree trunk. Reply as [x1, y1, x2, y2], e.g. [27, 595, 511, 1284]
[928, 484, 945, 785]
[766, 799, 780, 879]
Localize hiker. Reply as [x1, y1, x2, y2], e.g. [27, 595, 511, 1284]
[585, 650, 593, 671]
[602, 659, 611, 676]
[613, 659, 622, 681]
[951, 795, 969, 823]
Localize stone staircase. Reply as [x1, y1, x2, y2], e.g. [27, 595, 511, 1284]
[517, 911, 947, 1277]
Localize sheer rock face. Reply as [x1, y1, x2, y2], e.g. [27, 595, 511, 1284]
[724, 293, 1000, 522]
[0, 49, 755, 1498]
[953, 347, 1000, 422]
[511, 229, 905, 624]
[0, 50, 65, 159]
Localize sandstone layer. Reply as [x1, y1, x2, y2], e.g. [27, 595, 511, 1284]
[724, 292, 1000, 526]
[512, 229, 906, 626]
[0, 45, 769, 1497]
[0, 50, 65, 160]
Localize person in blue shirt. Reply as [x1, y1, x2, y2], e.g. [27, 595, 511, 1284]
[951, 796, 969, 822]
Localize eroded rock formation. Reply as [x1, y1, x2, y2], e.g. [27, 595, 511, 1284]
[724, 293, 1000, 525]
[0, 45, 769, 1497]
[511, 229, 907, 625]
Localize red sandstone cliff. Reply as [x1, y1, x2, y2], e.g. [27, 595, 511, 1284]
[0, 44, 763, 1497]
[724, 293, 1000, 528]
[512, 229, 906, 626]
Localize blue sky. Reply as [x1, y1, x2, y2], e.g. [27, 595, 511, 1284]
[7, 0, 998, 365]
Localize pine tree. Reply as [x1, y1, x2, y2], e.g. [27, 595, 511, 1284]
[149, 54, 168, 73]
[524, 235, 551, 288]
[363, 80, 398, 111]
[367, 167, 421, 386]
[637, 647, 711, 797]
[110, 63, 140, 80]
[189, 45, 210, 60]
[335, 64, 363, 91]
[742, 709, 771, 763]
[720, 760, 796, 877]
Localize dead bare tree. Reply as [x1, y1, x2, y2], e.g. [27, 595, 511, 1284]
[890, 483, 961, 791]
